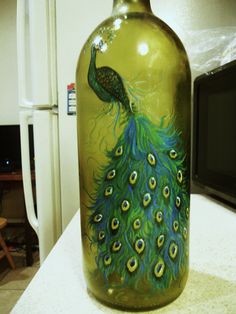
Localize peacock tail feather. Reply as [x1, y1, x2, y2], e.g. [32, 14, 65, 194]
[88, 114, 189, 292]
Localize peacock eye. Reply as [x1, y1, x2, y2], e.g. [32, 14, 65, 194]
[104, 186, 113, 197]
[121, 199, 130, 212]
[154, 258, 165, 278]
[98, 231, 105, 241]
[129, 171, 138, 185]
[134, 238, 145, 254]
[177, 170, 183, 183]
[111, 218, 120, 231]
[126, 257, 138, 273]
[143, 193, 151, 207]
[112, 241, 122, 252]
[169, 149, 178, 159]
[115, 145, 123, 156]
[133, 218, 141, 230]
[94, 213, 103, 223]
[107, 169, 116, 180]
[186, 207, 190, 219]
[163, 186, 170, 198]
[147, 153, 156, 166]
[169, 242, 178, 260]
[157, 234, 165, 248]
[156, 211, 163, 223]
[176, 196, 181, 208]
[173, 220, 179, 232]
[183, 227, 188, 240]
[148, 177, 157, 190]
[104, 254, 112, 266]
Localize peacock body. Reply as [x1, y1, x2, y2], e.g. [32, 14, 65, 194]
[88, 44, 132, 112]
[86, 40, 189, 294]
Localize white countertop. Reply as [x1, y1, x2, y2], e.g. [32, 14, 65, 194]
[12, 195, 236, 314]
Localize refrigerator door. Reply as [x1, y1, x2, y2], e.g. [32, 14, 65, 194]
[17, 0, 57, 109]
[17, 0, 60, 263]
[20, 109, 61, 263]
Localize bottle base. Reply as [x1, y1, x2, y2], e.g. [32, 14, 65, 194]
[86, 269, 189, 311]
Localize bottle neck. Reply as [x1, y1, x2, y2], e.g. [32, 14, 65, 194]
[112, 0, 152, 15]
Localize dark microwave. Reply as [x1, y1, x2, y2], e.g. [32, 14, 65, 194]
[193, 59, 236, 207]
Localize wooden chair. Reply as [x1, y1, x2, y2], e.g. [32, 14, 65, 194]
[0, 217, 16, 269]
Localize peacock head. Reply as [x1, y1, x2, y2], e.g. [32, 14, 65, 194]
[92, 36, 108, 53]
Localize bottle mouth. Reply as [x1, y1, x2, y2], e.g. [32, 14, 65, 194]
[112, 0, 152, 16]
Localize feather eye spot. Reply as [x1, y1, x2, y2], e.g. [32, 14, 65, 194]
[107, 169, 116, 180]
[154, 259, 165, 278]
[163, 186, 170, 199]
[169, 149, 178, 159]
[104, 186, 113, 196]
[121, 200, 130, 212]
[98, 231, 105, 241]
[186, 207, 190, 219]
[156, 211, 163, 223]
[104, 254, 112, 266]
[173, 220, 179, 232]
[133, 218, 141, 230]
[127, 257, 138, 273]
[143, 193, 151, 207]
[157, 234, 165, 248]
[115, 145, 123, 156]
[135, 238, 145, 254]
[149, 177, 157, 190]
[129, 171, 138, 185]
[93, 214, 103, 223]
[183, 227, 188, 240]
[112, 241, 122, 252]
[176, 196, 181, 208]
[147, 153, 156, 166]
[169, 242, 178, 260]
[111, 218, 120, 231]
[177, 170, 183, 183]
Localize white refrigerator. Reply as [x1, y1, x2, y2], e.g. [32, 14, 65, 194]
[17, 0, 64, 264]
[16, 0, 236, 264]
[17, 0, 111, 264]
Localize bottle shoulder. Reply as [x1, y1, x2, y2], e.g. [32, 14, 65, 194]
[77, 12, 190, 79]
[84, 13, 187, 55]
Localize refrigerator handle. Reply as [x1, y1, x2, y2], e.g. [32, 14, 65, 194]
[20, 111, 39, 236]
[17, 0, 33, 108]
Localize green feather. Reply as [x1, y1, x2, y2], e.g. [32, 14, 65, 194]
[89, 114, 189, 292]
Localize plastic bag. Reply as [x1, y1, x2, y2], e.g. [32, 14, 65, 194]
[184, 27, 236, 77]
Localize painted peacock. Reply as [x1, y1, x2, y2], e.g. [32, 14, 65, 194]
[87, 41, 190, 292]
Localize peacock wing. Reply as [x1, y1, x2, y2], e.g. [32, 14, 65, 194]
[96, 66, 129, 105]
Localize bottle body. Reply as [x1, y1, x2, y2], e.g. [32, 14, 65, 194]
[76, 5, 191, 310]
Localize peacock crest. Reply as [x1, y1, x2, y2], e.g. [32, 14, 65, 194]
[86, 37, 189, 293]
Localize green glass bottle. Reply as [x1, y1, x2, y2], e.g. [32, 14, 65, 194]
[76, 0, 191, 310]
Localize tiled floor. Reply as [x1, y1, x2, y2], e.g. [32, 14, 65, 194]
[0, 252, 39, 314]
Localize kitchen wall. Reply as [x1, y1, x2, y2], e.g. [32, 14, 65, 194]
[0, 0, 19, 125]
[153, 0, 236, 79]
